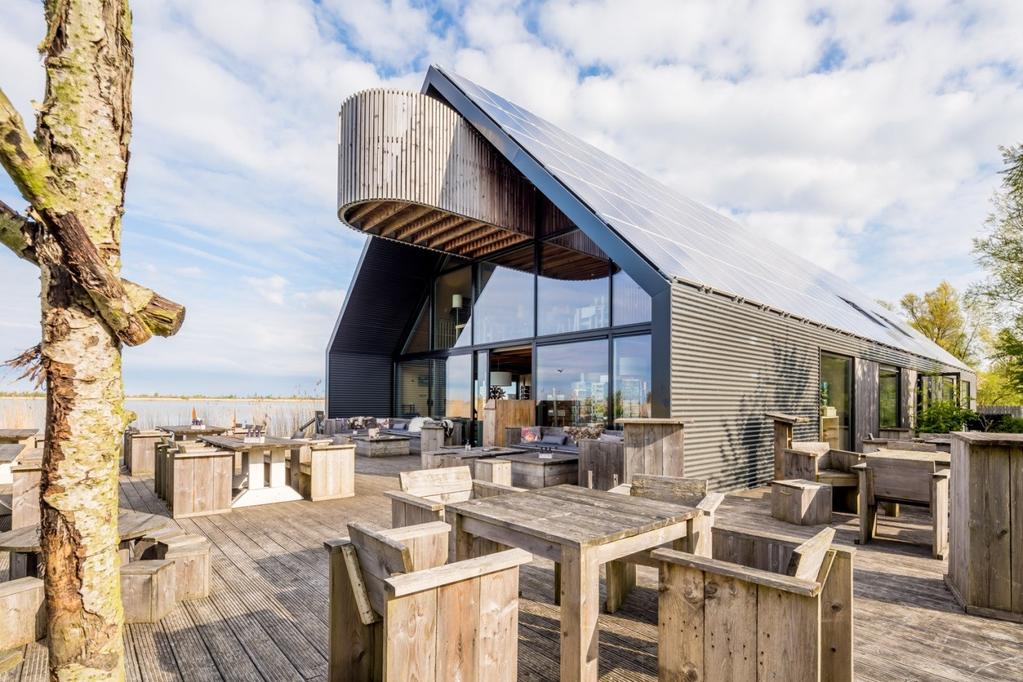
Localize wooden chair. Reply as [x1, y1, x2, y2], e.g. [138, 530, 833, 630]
[385, 466, 522, 526]
[325, 521, 531, 681]
[657, 526, 854, 682]
[783, 442, 864, 512]
[853, 453, 949, 559]
[599, 474, 725, 613]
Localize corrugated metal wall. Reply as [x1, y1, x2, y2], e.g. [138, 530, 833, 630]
[669, 282, 972, 490]
[326, 239, 442, 418]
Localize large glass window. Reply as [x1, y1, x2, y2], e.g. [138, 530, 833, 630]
[614, 335, 651, 420]
[961, 380, 972, 409]
[879, 365, 900, 429]
[538, 243, 609, 335]
[612, 270, 651, 326]
[536, 339, 608, 427]
[941, 375, 958, 402]
[397, 360, 431, 417]
[475, 248, 535, 343]
[820, 352, 852, 450]
[442, 354, 472, 418]
[434, 266, 472, 349]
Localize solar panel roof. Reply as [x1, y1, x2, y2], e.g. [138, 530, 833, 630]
[433, 66, 968, 370]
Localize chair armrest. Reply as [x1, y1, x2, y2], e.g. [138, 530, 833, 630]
[384, 490, 445, 512]
[697, 492, 725, 515]
[651, 548, 822, 597]
[385, 548, 532, 597]
[933, 468, 950, 480]
[472, 481, 525, 498]
[782, 448, 819, 478]
[607, 483, 631, 496]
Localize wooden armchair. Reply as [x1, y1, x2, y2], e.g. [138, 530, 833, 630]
[599, 474, 725, 613]
[325, 521, 531, 681]
[657, 526, 854, 682]
[783, 442, 864, 512]
[384, 466, 522, 527]
[853, 453, 949, 559]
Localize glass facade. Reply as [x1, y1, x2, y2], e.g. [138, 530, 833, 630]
[442, 354, 473, 418]
[614, 335, 651, 419]
[396, 360, 431, 417]
[434, 266, 472, 349]
[612, 270, 651, 326]
[536, 339, 608, 426]
[538, 242, 609, 335]
[878, 365, 900, 429]
[820, 352, 852, 450]
[475, 250, 534, 343]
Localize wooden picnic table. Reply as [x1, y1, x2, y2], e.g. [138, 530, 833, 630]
[199, 435, 305, 508]
[447, 484, 699, 681]
[0, 509, 169, 579]
[157, 424, 230, 441]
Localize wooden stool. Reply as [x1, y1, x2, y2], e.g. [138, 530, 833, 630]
[121, 560, 177, 623]
[472, 458, 511, 485]
[771, 479, 832, 526]
[157, 535, 211, 601]
[0, 577, 46, 650]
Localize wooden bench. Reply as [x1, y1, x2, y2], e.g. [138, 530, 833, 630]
[0, 577, 45, 650]
[324, 521, 531, 681]
[783, 442, 863, 512]
[121, 560, 177, 624]
[598, 474, 725, 613]
[657, 526, 854, 682]
[854, 453, 950, 559]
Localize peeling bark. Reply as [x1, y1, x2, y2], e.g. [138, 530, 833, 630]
[0, 2, 185, 679]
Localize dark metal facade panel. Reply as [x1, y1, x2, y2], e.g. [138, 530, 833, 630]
[326, 238, 443, 418]
[669, 282, 972, 490]
[327, 352, 392, 418]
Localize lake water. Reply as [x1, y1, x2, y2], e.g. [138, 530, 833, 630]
[0, 397, 323, 438]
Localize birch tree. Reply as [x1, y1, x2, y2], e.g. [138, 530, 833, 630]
[0, 1, 185, 678]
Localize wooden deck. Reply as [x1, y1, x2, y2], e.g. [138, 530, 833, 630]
[2, 456, 1021, 681]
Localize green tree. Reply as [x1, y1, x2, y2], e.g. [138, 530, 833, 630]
[0, 2, 185, 677]
[899, 281, 982, 363]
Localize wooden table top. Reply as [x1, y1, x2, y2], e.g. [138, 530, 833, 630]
[867, 449, 951, 467]
[0, 444, 26, 463]
[448, 485, 698, 549]
[496, 451, 578, 464]
[199, 435, 303, 452]
[158, 425, 229, 436]
[0, 429, 38, 441]
[0, 510, 169, 553]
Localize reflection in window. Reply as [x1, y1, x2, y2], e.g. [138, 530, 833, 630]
[879, 365, 900, 429]
[941, 375, 958, 402]
[434, 267, 472, 349]
[397, 360, 431, 417]
[536, 339, 608, 427]
[614, 335, 651, 420]
[475, 250, 534, 343]
[820, 352, 852, 450]
[961, 380, 972, 409]
[612, 270, 651, 326]
[538, 242, 608, 335]
[403, 300, 430, 353]
[442, 354, 472, 418]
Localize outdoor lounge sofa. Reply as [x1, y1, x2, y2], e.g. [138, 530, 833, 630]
[504, 425, 622, 456]
[325, 521, 531, 681]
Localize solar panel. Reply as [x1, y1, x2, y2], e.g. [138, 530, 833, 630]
[437, 67, 968, 370]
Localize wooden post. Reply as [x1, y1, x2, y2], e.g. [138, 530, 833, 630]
[11, 449, 43, 529]
[420, 423, 446, 454]
[616, 418, 689, 483]
[766, 412, 806, 481]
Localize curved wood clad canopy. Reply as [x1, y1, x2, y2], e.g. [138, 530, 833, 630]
[337, 89, 537, 260]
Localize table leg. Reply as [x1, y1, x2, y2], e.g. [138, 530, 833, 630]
[267, 448, 286, 488]
[560, 547, 600, 682]
[447, 510, 473, 563]
[245, 449, 265, 490]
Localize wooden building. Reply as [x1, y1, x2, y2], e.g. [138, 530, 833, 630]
[326, 66, 973, 490]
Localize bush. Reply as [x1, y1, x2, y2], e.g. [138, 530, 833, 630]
[917, 400, 977, 434]
[999, 416, 1023, 433]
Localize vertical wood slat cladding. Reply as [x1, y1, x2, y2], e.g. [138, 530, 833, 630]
[669, 282, 972, 490]
[337, 89, 536, 247]
[855, 359, 879, 451]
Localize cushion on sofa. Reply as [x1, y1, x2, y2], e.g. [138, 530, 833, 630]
[408, 417, 429, 433]
[541, 433, 568, 446]
[521, 426, 541, 443]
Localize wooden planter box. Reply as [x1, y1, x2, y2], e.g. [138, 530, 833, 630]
[168, 448, 234, 518]
[290, 442, 355, 501]
[496, 452, 578, 489]
[577, 438, 624, 490]
[945, 432, 1023, 623]
[617, 418, 688, 482]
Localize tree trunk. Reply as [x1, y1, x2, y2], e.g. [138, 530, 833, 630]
[0, 2, 185, 679]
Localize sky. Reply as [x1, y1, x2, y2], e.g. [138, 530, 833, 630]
[0, 0, 1021, 396]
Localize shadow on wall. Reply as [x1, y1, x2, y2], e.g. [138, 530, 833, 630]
[719, 339, 816, 490]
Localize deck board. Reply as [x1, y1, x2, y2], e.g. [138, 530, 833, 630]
[0, 455, 1020, 680]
